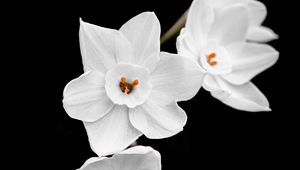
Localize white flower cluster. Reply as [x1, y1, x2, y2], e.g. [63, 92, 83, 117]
[63, 0, 278, 169]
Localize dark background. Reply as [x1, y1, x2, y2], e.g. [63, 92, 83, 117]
[6, 0, 295, 169]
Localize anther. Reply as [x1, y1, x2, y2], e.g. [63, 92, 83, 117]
[119, 77, 139, 94]
[120, 77, 126, 83]
[207, 53, 217, 66]
[132, 80, 139, 86]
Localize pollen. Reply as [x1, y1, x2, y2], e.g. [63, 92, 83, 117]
[207, 53, 217, 66]
[119, 77, 139, 94]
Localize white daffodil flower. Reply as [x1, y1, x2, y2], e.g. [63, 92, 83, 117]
[78, 146, 161, 170]
[210, 0, 278, 42]
[63, 12, 204, 156]
[177, 0, 279, 112]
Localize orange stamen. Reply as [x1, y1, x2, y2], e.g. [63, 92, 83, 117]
[132, 80, 139, 86]
[119, 77, 139, 94]
[120, 77, 126, 83]
[207, 53, 217, 66]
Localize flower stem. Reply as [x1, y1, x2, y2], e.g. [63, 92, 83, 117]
[160, 10, 188, 45]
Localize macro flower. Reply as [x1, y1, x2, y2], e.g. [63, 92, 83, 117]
[177, 0, 279, 111]
[63, 12, 203, 156]
[210, 0, 278, 42]
[78, 146, 161, 170]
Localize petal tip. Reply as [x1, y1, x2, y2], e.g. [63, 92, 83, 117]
[264, 107, 272, 112]
[79, 17, 85, 25]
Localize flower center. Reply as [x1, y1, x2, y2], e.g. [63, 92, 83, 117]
[207, 53, 217, 67]
[119, 76, 139, 94]
[105, 63, 152, 108]
[199, 41, 232, 75]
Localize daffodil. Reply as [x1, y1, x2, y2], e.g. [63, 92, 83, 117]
[177, 0, 279, 111]
[63, 12, 203, 156]
[78, 146, 161, 170]
[210, 0, 278, 42]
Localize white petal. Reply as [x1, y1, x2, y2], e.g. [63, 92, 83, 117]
[79, 146, 161, 170]
[247, 26, 279, 42]
[176, 28, 199, 61]
[185, 0, 214, 48]
[84, 105, 142, 156]
[79, 19, 132, 73]
[116, 33, 133, 64]
[209, 5, 249, 46]
[120, 145, 157, 155]
[120, 12, 160, 72]
[79, 157, 109, 170]
[211, 0, 265, 26]
[151, 52, 204, 101]
[211, 0, 248, 7]
[223, 42, 279, 85]
[63, 71, 114, 122]
[203, 74, 220, 92]
[129, 90, 187, 139]
[114, 146, 161, 170]
[212, 77, 271, 112]
[246, 0, 266, 26]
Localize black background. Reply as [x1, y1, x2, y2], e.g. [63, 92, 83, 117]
[6, 0, 296, 169]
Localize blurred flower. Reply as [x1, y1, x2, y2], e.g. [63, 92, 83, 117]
[177, 0, 279, 111]
[210, 0, 278, 42]
[63, 12, 203, 156]
[78, 146, 161, 170]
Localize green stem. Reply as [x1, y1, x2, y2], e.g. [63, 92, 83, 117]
[160, 10, 188, 45]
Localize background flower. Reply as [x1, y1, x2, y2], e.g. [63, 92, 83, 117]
[177, 0, 279, 111]
[210, 0, 278, 42]
[63, 12, 203, 156]
[78, 146, 161, 170]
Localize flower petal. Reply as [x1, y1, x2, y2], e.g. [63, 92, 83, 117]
[63, 71, 114, 122]
[79, 19, 132, 73]
[223, 42, 279, 85]
[114, 146, 161, 170]
[202, 74, 220, 92]
[84, 105, 142, 156]
[119, 12, 160, 72]
[79, 146, 161, 170]
[246, 0, 266, 26]
[176, 28, 199, 61]
[129, 90, 187, 139]
[247, 26, 279, 42]
[212, 77, 270, 112]
[151, 52, 204, 101]
[78, 157, 108, 170]
[185, 0, 214, 48]
[209, 5, 249, 46]
[211, 0, 266, 26]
